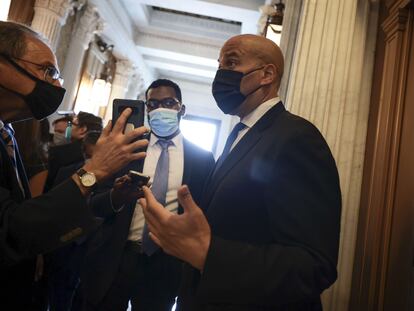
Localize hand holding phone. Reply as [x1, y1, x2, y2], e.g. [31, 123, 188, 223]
[128, 170, 151, 189]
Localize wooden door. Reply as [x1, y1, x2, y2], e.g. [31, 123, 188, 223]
[350, 0, 414, 310]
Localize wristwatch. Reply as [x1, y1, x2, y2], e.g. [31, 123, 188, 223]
[76, 168, 97, 189]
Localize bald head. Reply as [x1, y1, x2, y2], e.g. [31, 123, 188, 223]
[222, 34, 284, 79]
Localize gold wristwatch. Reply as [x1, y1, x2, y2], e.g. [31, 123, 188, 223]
[76, 168, 97, 189]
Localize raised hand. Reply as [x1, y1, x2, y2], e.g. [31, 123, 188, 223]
[140, 185, 211, 270]
[83, 108, 149, 182]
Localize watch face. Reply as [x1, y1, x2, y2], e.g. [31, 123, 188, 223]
[81, 173, 96, 187]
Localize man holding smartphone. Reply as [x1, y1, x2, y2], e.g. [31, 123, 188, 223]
[0, 21, 149, 310]
[80, 79, 215, 311]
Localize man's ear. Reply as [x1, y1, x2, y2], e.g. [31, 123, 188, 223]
[78, 125, 88, 138]
[179, 105, 186, 117]
[261, 64, 278, 86]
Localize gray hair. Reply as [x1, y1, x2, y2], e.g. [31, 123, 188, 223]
[0, 21, 46, 58]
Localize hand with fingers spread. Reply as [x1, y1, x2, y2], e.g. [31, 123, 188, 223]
[140, 185, 211, 271]
[73, 108, 149, 192]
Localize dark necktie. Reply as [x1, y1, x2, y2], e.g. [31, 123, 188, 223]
[0, 122, 25, 195]
[142, 139, 173, 256]
[213, 122, 246, 176]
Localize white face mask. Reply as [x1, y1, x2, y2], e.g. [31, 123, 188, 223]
[53, 132, 67, 145]
[148, 108, 180, 137]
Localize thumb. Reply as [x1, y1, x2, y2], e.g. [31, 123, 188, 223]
[177, 185, 197, 213]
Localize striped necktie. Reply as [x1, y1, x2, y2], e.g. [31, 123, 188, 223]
[0, 121, 25, 196]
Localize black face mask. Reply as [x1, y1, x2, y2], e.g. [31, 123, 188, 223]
[1, 55, 66, 120]
[211, 67, 264, 114]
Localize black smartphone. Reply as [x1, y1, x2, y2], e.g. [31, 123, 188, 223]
[112, 99, 145, 134]
[128, 170, 151, 188]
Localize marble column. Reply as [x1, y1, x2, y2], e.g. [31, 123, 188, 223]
[31, 0, 77, 50]
[103, 59, 134, 123]
[59, 5, 104, 111]
[124, 71, 145, 100]
[285, 0, 379, 310]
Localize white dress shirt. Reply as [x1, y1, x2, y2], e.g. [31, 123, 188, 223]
[128, 132, 184, 241]
[230, 97, 281, 151]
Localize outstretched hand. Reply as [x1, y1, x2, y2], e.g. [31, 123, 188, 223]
[140, 185, 211, 270]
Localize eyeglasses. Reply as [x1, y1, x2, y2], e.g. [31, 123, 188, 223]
[11, 57, 64, 84]
[146, 97, 181, 110]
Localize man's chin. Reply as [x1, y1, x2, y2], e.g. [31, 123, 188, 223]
[0, 87, 34, 123]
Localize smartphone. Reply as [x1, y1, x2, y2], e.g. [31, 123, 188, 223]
[112, 99, 145, 134]
[128, 170, 151, 188]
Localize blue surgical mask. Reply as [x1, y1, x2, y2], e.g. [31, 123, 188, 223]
[148, 108, 180, 138]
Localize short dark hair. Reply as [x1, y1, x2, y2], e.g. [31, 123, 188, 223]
[0, 21, 46, 58]
[83, 130, 101, 146]
[76, 111, 103, 132]
[52, 115, 73, 125]
[145, 79, 182, 102]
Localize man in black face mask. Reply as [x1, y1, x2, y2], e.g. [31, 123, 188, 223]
[140, 34, 342, 310]
[0, 21, 149, 309]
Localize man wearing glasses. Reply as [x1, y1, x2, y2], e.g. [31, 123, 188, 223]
[79, 79, 215, 311]
[0, 21, 149, 309]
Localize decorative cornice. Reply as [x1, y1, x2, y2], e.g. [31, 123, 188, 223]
[382, 6, 409, 40]
[75, 5, 105, 49]
[386, 0, 413, 10]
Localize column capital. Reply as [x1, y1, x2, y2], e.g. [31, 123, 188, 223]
[34, 0, 78, 25]
[125, 70, 146, 99]
[115, 59, 134, 78]
[75, 5, 105, 50]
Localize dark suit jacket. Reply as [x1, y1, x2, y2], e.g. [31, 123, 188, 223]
[177, 102, 342, 311]
[0, 131, 99, 310]
[81, 138, 215, 306]
[44, 140, 84, 192]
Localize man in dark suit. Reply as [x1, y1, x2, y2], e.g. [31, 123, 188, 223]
[0, 21, 149, 310]
[80, 79, 215, 311]
[141, 34, 342, 311]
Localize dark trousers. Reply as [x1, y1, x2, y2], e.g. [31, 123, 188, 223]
[89, 241, 181, 311]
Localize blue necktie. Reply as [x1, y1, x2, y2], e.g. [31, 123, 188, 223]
[142, 139, 173, 256]
[213, 122, 246, 176]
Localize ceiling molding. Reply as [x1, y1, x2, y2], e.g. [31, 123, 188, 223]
[136, 31, 221, 59]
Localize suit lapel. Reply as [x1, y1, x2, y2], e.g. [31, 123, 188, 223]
[182, 139, 193, 185]
[202, 102, 285, 209]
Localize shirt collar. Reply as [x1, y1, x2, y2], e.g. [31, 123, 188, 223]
[240, 97, 280, 129]
[0, 120, 14, 134]
[149, 132, 182, 147]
